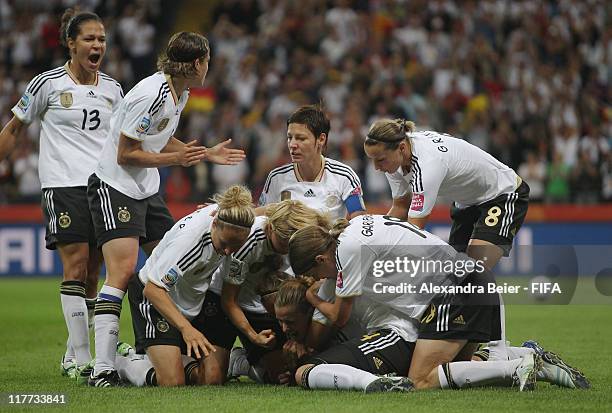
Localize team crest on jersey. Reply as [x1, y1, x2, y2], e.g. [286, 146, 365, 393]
[17, 92, 32, 112]
[161, 268, 179, 287]
[60, 92, 73, 108]
[280, 190, 292, 201]
[58, 212, 71, 229]
[117, 207, 131, 223]
[336, 271, 343, 288]
[157, 118, 170, 132]
[156, 319, 170, 333]
[136, 116, 151, 134]
[410, 193, 424, 212]
[325, 194, 341, 208]
[203, 301, 218, 317]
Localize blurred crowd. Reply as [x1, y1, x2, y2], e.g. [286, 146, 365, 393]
[1, 0, 610, 206]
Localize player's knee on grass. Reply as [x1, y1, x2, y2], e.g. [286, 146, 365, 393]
[200, 364, 225, 385]
[410, 368, 441, 390]
[156, 368, 186, 387]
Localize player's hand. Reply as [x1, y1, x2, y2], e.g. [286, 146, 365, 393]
[180, 324, 216, 359]
[205, 139, 246, 165]
[252, 329, 276, 348]
[278, 371, 292, 386]
[178, 140, 208, 167]
[283, 339, 312, 360]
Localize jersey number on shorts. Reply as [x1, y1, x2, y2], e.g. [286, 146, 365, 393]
[81, 109, 101, 130]
[382, 215, 427, 239]
[484, 206, 502, 227]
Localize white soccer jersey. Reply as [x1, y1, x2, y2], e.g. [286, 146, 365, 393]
[209, 216, 284, 313]
[259, 157, 364, 221]
[11, 64, 123, 188]
[96, 71, 189, 199]
[329, 214, 469, 340]
[138, 204, 229, 319]
[385, 131, 519, 218]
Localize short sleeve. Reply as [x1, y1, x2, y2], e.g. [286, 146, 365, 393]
[408, 157, 447, 218]
[11, 77, 51, 124]
[120, 93, 156, 141]
[260, 173, 280, 206]
[335, 240, 373, 298]
[385, 170, 411, 199]
[337, 164, 365, 214]
[222, 257, 246, 285]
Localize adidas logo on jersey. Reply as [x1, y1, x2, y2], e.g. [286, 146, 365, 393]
[87, 90, 96, 98]
[304, 189, 316, 197]
[453, 315, 466, 325]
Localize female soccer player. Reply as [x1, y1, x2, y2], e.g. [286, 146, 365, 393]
[0, 9, 123, 381]
[363, 118, 530, 360]
[287, 216, 544, 392]
[114, 185, 255, 387]
[219, 200, 331, 382]
[87, 31, 245, 387]
[259, 104, 365, 221]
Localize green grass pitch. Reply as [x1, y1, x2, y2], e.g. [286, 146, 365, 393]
[1, 278, 611, 413]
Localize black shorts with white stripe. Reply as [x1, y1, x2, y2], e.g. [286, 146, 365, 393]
[128, 277, 236, 354]
[304, 329, 415, 376]
[87, 174, 174, 248]
[448, 180, 530, 257]
[418, 272, 502, 343]
[41, 186, 96, 249]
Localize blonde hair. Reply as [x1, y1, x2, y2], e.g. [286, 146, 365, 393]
[157, 31, 209, 78]
[266, 200, 331, 241]
[274, 277, 315, 313]
[288, 219, 350, 275]
[365, 118, 415, 150]
[213, 185, 255, 229]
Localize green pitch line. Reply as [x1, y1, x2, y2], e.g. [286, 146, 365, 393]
[0, 278, 610, 413]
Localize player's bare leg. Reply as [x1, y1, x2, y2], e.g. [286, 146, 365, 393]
[196, 345, 229, 385]
[147, 345, 185, 386]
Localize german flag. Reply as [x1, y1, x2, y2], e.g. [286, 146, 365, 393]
[185, 87, 215, 113]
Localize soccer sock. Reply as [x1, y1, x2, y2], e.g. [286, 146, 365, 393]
[116, 354, 156, 387]
[437, 359, 522, 389]
[60, 281, 91, 366]
[93, 285, 124, 375]
[63, 337, 75, 365]
[86, 298, 97, 330]
[303, 364, 379, 391]
[486, 340, 509, 361]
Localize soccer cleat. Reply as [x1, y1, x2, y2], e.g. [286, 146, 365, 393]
[116, 342, 135, 358]
[522, 340, 590, 389]
[227, 347, 247, 380]
[364, 375, 414, 393]
[512, 353, 541, 391]
[60, 355, 77, 379]
[88, 370, 121, 387]
[76, 359, 95, 385]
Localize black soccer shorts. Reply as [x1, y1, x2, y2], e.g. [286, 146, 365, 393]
[448, 180, 530, 256]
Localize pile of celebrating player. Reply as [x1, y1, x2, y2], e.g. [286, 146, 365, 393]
[0, 10, 589, 392]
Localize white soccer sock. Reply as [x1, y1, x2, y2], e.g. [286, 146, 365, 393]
[116, 354, 155, 386]
[486, 340, 509, 361]
[60, 281, 91, 366]
[437, 359, 522, 389]
[305, 364, 379, 391]
[506, 346, 535, 360]
[64, 337, 75, 365]
[86, 298, 97, 330]
[93, 285, 125, 375]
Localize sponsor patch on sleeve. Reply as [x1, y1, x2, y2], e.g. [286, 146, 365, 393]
[350, 186, 362, 196]
[136, 115, 152, 134]
[258, 192, 266, 206]
[161, 267, 179, 287]
[17, 92, 32, 112]
[410, 193, 424, 212]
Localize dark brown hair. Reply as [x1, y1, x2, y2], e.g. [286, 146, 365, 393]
[59, 9, 103, 47]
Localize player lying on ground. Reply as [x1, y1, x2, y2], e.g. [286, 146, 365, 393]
[286, 216, 588, 391]
[114, 185, 255, 387]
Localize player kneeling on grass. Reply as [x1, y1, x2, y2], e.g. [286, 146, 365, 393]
[287, 216, 587, 392]
[113, 185, 254, 387]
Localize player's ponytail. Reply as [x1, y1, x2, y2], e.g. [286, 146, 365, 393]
[59, 9, 103, 48]
[213, 185, 255, 230]
[365, 118, 415, 150]
[274, 277, 315, 314]
[288, 221, 349, 276]
[266, 200, 331, 242]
